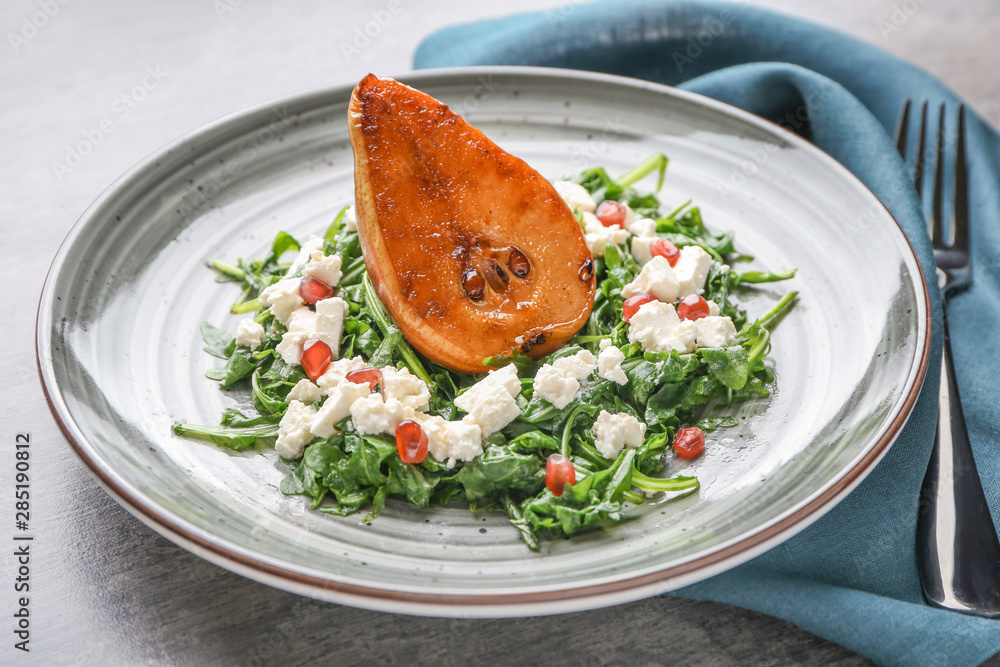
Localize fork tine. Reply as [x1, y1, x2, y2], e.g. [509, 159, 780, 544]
[930, 105, 945, 245]
[894, 98, 911, 156]
[952, 104, 969, 251]
[915, 101, 928, 199]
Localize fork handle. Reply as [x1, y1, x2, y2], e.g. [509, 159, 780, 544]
[917, 313, 1000, 615]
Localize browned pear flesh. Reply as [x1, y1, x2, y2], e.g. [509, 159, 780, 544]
[348, 74, 595, 374]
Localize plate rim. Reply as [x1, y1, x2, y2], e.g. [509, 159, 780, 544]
[36, 65, 932, 616]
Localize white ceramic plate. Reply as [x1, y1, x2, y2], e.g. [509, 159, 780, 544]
[37, 67, 930, 617]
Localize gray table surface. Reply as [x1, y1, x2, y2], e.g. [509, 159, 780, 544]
[4, 0, 1000, 664]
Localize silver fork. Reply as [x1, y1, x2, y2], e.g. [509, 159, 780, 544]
[895, 100, 1000, 617]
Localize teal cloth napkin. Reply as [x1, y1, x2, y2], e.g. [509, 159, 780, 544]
[414, 2, 1000, 665]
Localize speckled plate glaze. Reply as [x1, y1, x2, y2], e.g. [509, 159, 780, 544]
[37, 67, 930, 617]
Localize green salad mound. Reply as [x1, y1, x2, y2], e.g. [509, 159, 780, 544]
[173, 154, 796, 550]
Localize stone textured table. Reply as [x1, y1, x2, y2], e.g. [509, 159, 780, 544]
[4, 0, 998, 664]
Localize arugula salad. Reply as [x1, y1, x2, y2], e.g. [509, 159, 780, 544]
[173, 154, 796, 550]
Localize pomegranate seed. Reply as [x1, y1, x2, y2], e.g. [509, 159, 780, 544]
[622, 292, 657, 322]
[596, 200, 627, 228]
[345, 367, 382, 390]
[677, 294, 710, 321]
[673, 426, 705, 458]
[395, 419, 428, 464]
[299, 276, 335, 304]
[545, 453, 576, 497]
[649, 239, 680, 267]
[300, 339, 332, 380]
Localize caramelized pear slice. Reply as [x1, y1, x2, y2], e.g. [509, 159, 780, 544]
[348, 74, 595, 374]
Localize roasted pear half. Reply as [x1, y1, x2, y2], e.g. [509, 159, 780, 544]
[348, 74, 595, 374]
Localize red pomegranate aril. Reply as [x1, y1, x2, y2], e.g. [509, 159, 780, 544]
[677, 294, 710, 321]
[674, 426, 706, 458]
[595, 200, 627, 228]
[395, 419, 428, 464]
[622, 292, 658, 323]
[299, 276, 335, 304]
[300, 338, 333, 380]
[345, 367, 383, 390]
[545, 453, 576, 497]
[649, 239, 680, 267]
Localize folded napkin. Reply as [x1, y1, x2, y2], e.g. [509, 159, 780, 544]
[415, 2, 1000, 665]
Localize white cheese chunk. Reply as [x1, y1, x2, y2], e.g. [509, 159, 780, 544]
[275, 400, 317, 460]
[533, 365, 579, 410]
[310, 381, 371, 438]
[287, 379, 322, 404]
[381, 367, 431, 411]
[583, 212, 630, 257]
[343, 205, 358, 232]
[695, 315, 738, 348]
[627, 300, 697, 354]
[349, 394, 405, 436]
[552, 349, 596, 381]
[313, 297, 347, 356]
[274, 297, 347, 366]
[707, 299, 721, 317]
[622, 255, 680, 303]
[454, 364, 521, 414]
[597, 340, 628, 385]
[552, 180, 596, 213]
[458, 382, 520, 437]
[259, 278, 304, 325]
[674, 245, 714, 297]
[421, 416, 483, 468]
[235, 317, 264, 351]
[302, 253, 342, 288]
[630, 236, 654, 266]
[285, 236, 325, 277]
[275, 307, 315, 365]
[592, 409, 646, 459]
[627, 216, 658, 237]
[316, 356, 367, 394]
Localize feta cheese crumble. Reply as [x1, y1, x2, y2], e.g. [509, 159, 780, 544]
[622, 255, 680, 303]
[597, 339, 628, 385]
[303, 253, 342, 288]
[583, 212, 630, 257]
[310, 380, 371, 438]
[275, 400, 317, 460]
[316, 356, 367, 394]
[381, 367, 431, 411]
[349, 394, 404, 436]
[235, 317, 264, 351]
[674, 245, 714, 297]
[552, 180, 596, 213]
[454, 364, 520, 411]
[274, 297, 347, 365]
[533, 365, 581, 410]
[285, 236, 325, 277]
[458, 382, 520, 437]
[592, 410, 646, 459]
[552, 349, 596, 381]
[343, 205, 358, 232]
[627, 300, 697, 354]
[420, 416, 483, 468]
[286, 379, 322, 404]
[258, 278, 304, 325]
[694, 315, 738, 348]
[627, 216, 658, 238]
